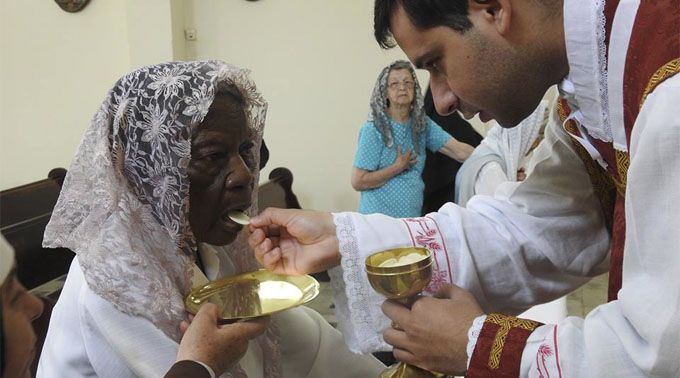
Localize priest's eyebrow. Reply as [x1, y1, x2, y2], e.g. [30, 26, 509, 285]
[413, 51, 438, 70]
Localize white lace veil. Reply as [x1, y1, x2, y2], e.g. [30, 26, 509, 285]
[481, 100, 550, 180]
[368, 60, 427, 150]
[42, 61, 270, 348]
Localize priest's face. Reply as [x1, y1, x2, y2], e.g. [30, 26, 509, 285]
[188, 93, 255, 246]
[2, 274, 44, 378]
[389, 3, 551, 128]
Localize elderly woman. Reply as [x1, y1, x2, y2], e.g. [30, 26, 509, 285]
[351, 60, 474, 217]
[37, 61, 383, 378]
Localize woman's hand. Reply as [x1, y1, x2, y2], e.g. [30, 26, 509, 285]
[248, 208, 341, 275]
[394, 146, 417, 172]
[516, 168, 527, 181]
[439, 138, 474, 162]
[176, 303, 270, 377]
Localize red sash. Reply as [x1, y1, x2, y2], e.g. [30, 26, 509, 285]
[560, 1, 680, 301]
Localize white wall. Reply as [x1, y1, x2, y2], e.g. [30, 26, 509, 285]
[1, 0, 553, 213]
[0, 0, 178, 190]
[185, 0, 428, 211]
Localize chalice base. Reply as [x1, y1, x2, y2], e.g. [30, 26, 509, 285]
[379, 362, 444, 378]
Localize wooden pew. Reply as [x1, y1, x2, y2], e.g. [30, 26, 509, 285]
[0, 168, 74, 290]
[257, 167, 302, 212]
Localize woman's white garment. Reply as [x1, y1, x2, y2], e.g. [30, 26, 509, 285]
[480, 100, 549, 182]
[38, 244, 384, 378]
[472, 162, 509, 198]
[458, 100, 549, 205]
[467, 100, 567, 324]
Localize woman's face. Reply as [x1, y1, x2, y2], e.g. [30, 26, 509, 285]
[386, 68, 415, 109]
[2, 275, 44, 378]
[188, 93, 256, 246]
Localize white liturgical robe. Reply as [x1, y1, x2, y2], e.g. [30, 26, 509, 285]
[328, 1, 680, 376]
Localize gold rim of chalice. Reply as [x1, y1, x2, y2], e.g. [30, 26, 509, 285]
[365, 247, 433, 300]
[185, 269, 319, 323]
[365, 247, 433, 275]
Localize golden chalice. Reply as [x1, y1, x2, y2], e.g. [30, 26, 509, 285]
[365, 247, 444, 378]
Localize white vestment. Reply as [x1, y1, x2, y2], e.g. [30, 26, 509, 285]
[37, 244, 384, 378]
[467, 101, 568, 325]
[328, 1, 680, 376]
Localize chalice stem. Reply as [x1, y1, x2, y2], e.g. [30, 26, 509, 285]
[391, 297, 415, 330]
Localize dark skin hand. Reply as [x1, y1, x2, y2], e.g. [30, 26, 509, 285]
[177, 303, 270, 376]
[382, 284, 484, 375]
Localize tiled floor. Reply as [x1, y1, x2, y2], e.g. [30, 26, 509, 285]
[566, 273, 609, 317]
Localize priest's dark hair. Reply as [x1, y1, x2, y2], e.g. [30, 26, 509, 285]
[374, 0, 473, 49]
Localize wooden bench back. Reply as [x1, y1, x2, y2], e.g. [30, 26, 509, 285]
[0, 168, 74, 289]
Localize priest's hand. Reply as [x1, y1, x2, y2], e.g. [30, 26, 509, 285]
[176, 303, 270, 376]
[381, 284, 484, 375]
[248, 208, 341, 275]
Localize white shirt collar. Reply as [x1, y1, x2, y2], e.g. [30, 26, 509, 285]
[561, 0, 612, 142]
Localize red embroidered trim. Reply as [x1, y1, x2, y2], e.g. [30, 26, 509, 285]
[535, 325, 562, 378]
[553, 325, 562, 378]
[402, 217, 453, 292]
[425, 215, 453, 284]
[536, 342, 553, 378]
[468, 314, 542, 377]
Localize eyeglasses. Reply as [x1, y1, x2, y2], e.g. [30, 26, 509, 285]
[387, 81, 415, 90]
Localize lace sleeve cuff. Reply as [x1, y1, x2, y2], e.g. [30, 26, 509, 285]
[467, 314, 487, 368]
[330, 212, 390, 353]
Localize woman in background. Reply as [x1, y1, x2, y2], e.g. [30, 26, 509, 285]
[351, 60, 473, 217]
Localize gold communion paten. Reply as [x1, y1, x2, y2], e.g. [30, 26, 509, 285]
[185, 270, 319, 323]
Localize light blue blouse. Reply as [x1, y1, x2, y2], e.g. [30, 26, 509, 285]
[353, 117, 452, 217]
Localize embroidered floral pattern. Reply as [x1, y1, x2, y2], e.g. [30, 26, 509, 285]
[536, 344, 553, 378]
[535, 325, 561, 378]
[402, 217, 453, 293]
[331, 213, 388, 353]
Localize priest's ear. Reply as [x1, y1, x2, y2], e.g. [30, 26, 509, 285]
[468, 0, 512, 36]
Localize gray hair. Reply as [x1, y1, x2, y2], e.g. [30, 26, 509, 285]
[368, 60, 427, 150]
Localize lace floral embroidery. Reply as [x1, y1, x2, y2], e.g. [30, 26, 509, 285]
[331, 213, 388, 353]
[594, 0, 611, 142]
